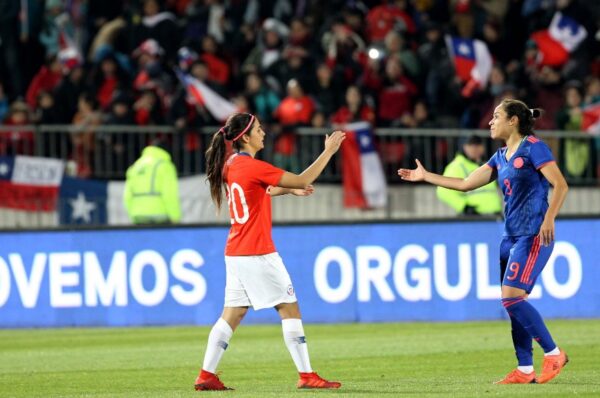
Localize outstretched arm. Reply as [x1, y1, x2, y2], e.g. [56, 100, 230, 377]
[398, 159, 495, 192]
[268, 185, 315, 197]
[538, 162, 568, 246]
[278, 131, 346, 189]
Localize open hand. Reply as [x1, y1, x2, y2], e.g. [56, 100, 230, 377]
[398, 159, 427, 182]
[324, 130, 346, 154]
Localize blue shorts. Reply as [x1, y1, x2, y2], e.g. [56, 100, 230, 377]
[499, 235, 554, 293]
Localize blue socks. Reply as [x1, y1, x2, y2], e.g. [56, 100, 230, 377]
[502, 297, 556, 354]
[510, 314, 533, 366]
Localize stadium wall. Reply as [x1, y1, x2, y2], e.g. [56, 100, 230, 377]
[0, 219, 597, 328]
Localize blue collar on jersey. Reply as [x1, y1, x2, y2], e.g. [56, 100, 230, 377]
[236, 151, 252, 157]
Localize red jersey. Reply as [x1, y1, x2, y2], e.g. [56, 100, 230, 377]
[223, 153, 285, 256]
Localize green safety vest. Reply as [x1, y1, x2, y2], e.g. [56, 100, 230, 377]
[436, 153, 502, 215]
[123, 146, 181, 224]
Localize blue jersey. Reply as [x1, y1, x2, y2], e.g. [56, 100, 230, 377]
[486, 136, 555, 236]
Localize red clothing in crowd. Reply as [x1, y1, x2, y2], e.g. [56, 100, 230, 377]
[0, 118, 35, 155]
[274, 96, 314, 125]
[201, 54, 230, 85]
[331, 105, 376, 125]
[273, 95, 315, 155]
[26, 66, 63, 109]
[365, 5, 416, 42]
[97, 77, 119, 110]
[377, 76, 418, 123]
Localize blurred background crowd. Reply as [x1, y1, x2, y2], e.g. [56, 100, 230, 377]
[0, 0, 599, 179]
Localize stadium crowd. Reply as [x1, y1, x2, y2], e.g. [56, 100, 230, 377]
[0, 0, 598, 178]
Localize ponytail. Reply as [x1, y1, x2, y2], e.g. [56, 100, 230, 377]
[205, 112, 256, 211]
[500, 99, 544, 136]
[205, 131, 227, 211]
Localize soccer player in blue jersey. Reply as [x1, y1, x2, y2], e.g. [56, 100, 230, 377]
[398, 99, 569, 384]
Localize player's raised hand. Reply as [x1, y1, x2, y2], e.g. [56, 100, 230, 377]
[324, 130, 346, 154]
[291, 184, 315, 196]
[398, 159, 427, 182]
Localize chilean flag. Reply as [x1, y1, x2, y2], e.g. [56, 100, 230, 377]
[531, 12, 587, 67]
[0, 156, 64, 212]
[583, 103, 600, 135]
[175, 69, 237, 122]
[445, 36, 492, 87]
[341, 122, 387, 209]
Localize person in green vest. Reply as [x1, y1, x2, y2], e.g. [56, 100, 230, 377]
[437, 135, 502, 215]
[124, 139, 181, 224]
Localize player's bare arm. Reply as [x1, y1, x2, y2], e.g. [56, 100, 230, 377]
[268, 185, 315, 197]
[398, 159, 494, 192]
[538, 162, 569, 246]
[278, 131, 346, 189]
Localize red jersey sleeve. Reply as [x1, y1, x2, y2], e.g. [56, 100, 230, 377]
[252, 159, 285, 187]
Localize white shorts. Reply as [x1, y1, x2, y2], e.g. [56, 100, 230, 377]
[224, 252, 297, 310]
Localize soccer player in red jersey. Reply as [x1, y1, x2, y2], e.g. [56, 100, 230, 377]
[398, 99, 569, 384]
[194, 113, 345, 391]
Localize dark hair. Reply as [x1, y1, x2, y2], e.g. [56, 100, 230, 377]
[205, 113, 255, 211]
[499, 99, 543, 136]
[465, 135, 483, 145]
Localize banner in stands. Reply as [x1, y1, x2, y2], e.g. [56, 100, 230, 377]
[0, 219, 596, 327]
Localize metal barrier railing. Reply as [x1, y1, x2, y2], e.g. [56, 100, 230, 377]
[0, 125, 598, 184]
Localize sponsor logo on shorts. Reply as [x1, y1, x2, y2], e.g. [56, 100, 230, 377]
[287, 284, 295, 296]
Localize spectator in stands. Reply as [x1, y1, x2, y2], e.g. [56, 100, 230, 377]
[244, 72, 280, 124]
[200, 35, 231, 87]
[53, 48, 87, 123]
[90, 52, 130, 111]
[39, 0, 75, 58]
[33, 91, 60, 125]
[26, 56, 63, 110]
[130, 0, 180, 62]
[365, 0, 416, 44]
[132, 39, 166, 92]
[312, 63, 343, 118]
[321, 20, 365, 85]
[376, 56, 418, 127]
[417, 21, 453, 118]
[330, 85, 375, 126]
[437, 135, 502, 216]
[399, 100, 437, 129]
[273, 79, 315, 172]
[556, 82, 590, 179]
[242, 18, 287, 75]
[134, 90, 164, 125]
[124, 138, 181, 224]
[583, 76, 600, 106]
[71, 92, 101, 178]
[0, 0, 25, 98]
[0, 100, 34, 156]
[266, 45, 315, 97]
[383, 30, 420, 79]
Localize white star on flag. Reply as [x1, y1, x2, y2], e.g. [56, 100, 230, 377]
[0, 163, 9, 176]
[458, 43, 471, 56]
[69, 191, 97, 223]
[359, 134, 371, 148]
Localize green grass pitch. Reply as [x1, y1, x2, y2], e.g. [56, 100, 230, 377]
[1, 320, 599, 397]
